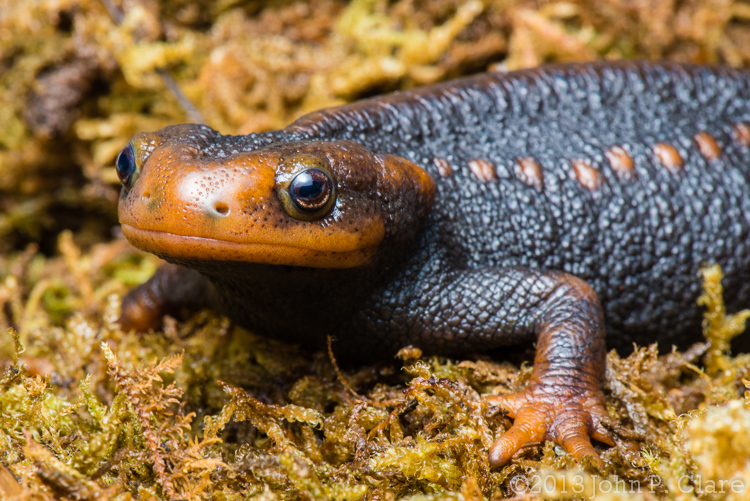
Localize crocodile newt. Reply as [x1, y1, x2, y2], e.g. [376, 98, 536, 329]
[116, 61, 750, 467]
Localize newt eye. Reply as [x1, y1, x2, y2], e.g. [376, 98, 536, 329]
[277, 154, 336, 221]
[290, 169, 332, 211]
[116, 143, 138, 188]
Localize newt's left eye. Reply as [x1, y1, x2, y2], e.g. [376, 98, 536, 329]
[116, 143, 138, 188]
[290, 169, 332, 211]
[277, 154, 336, 221]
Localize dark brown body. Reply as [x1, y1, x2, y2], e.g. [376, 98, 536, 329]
[118, 62, 750, 467]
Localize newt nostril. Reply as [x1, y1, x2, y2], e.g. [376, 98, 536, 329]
[142, 191, 151, 201]
[215, 202, 230, 216]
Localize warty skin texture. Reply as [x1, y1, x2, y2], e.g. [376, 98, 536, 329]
[118, 61, 750, 467]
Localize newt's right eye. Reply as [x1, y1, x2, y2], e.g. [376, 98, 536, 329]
[116, 143, 138, 188]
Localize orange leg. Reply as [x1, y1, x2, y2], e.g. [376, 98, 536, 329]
[119, 263, 215, 332]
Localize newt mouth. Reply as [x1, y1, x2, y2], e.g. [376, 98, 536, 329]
[120, 224, 380, 269]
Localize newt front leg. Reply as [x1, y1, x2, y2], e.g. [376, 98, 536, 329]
[119, 263, 217, 332]
[403, 266, 613, 467]
[484, 272, 613, 466]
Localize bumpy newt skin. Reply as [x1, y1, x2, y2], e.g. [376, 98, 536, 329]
[117, 62, 750, 468]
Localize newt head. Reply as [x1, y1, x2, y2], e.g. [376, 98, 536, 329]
[117, 124, 435, 268]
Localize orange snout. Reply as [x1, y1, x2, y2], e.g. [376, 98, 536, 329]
[119, 142, 385, 268]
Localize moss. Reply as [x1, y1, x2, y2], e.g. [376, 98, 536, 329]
[698, 264, 750, 380]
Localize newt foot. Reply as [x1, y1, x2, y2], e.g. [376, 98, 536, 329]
[485, 382, 613, 468]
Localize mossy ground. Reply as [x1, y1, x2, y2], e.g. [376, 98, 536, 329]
[2, 1, 750, 499]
